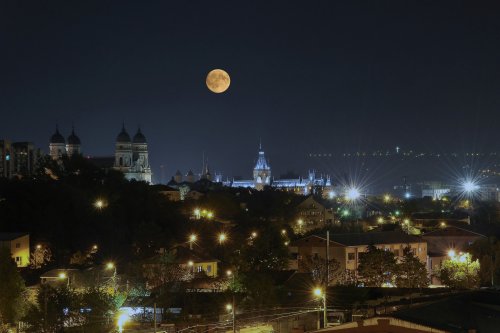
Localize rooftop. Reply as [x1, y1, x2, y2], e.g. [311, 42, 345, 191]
[0, 232, 28, 241]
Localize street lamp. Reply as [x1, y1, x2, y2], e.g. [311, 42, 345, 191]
[94, 199, 106, 210]
[345, 187, 361, 201]
[188, 234, 197, 249]
[218, 233, 227, 245]
[297, 219, 304, 233]
[58, 272, 69, 287]
[251, 231, 257, 238]
[106, 262, 117, 294]
[117, 312, 130, 333]
[313, 288, 327, 329]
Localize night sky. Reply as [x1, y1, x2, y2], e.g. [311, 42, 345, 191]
[1, 1, 500, 183]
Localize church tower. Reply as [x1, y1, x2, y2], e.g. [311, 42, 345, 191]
[114, 124, 133, 172]
[131, 127, 152, 183]
[253, 142, 271, 190]
[66, 126, 81, 157]
[49, 125, 66, 160]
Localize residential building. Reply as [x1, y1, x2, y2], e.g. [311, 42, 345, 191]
[40, 269, 81, 287]
[0, 140, 13, 178]
[12, 142, 42, 178]
[289, 232, 427, 281]
[0, 232, 30, 267]
[422, 226, 485, 285]
[172, 246, 220, 278]
[295, 196, 334, 233]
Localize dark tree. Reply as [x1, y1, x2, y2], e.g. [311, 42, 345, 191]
[395, 246, 429, 288]
[0, 247, 26, 326]
[357, 245, 397, 287]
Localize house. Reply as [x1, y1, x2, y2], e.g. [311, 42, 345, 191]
[40, 269, 81, 287]
[0, 232, 30, 267]
[172, 245, 220, 278]
[422, 226, 486, 285]
[295, 196, 334, 233]
[289, 232, 427, 280]
[158, 185, 181, 201]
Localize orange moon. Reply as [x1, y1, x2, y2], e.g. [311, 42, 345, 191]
[206, 69, 230, 93]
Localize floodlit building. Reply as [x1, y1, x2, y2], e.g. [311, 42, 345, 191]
[49, 125, 82, 159]
[113, 124, 152, 183]
[0, 232, 30, 267]
[224, 143, 333, 195]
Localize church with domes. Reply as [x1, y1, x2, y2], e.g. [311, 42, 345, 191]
[113, 124, 152, 183]
[49, 126, 82, 159]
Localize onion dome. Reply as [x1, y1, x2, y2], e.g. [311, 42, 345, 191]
[67, 127, 81, 145]
[50, 126, 65, 144]
[116, 124, 131, 142]
[133, 127, 147, 144]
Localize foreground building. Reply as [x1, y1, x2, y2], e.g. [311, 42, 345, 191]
[289, 232, 427, 281]
[422, 226, 485, 285]
[0, 232, 30, 267]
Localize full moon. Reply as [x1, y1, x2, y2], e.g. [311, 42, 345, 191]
[206, 69, 230, 93]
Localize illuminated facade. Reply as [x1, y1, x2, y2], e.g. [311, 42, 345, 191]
[224, 144, 333, 195]
[113, 124, 152, 183]
[49, 125, 81, 159]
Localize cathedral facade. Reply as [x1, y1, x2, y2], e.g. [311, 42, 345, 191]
[114, 125, 152, 183]
[224, 144, 333, 196]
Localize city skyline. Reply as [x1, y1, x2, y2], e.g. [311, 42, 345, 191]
[2, 1, 500, 182]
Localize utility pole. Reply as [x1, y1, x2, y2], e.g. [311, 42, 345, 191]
[232, 294, 236, 333]
[153, 302, 157, 333]
[325, 230, 330, 328]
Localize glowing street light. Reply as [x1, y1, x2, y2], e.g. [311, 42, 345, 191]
[251, 231, 257, 238]
[106, 262, 117, 293]
[447, 249, 456, 258]
[36, 244, 42, 250]
[345, 187, 361, 201]
[188, 233, 197, 249]
[117, 312, 130, 333]
[58, 272, 69, 287]
[94, 199, 106, 209]
[281, 229, 287, 235]
[226, 270, 232, 277]
[377, 217, 384, 224]
[462, 180, 479, 193]
[297, 219, 304, 233]
[218, 233, 227, 245]
[313, 288, 327, 328]
[383, 194, 391, 203]
[193, 208, 201, 219]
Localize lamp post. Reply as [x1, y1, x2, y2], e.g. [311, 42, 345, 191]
[313, 288, 327, 329]
[297, 219, 304, 234]
[218, 233, 227, 245]
[189, 234, 197, 250]
[106, 262, 117, 294]
[227, 270, 236, 333]
[58, 272, 69, 287]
